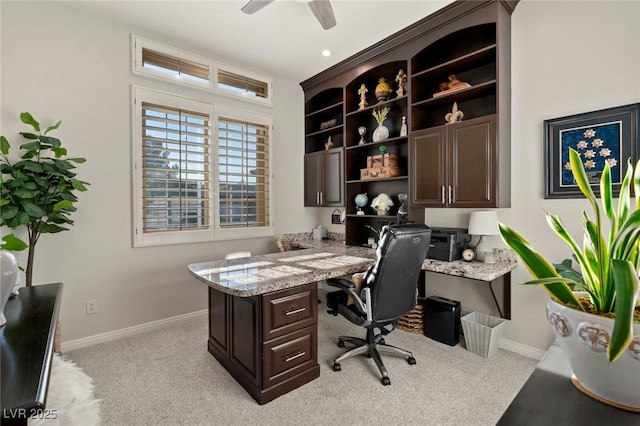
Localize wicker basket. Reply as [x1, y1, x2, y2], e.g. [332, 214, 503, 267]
[397, 299, 425, 334]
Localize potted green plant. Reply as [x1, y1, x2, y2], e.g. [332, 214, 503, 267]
[0, 112, 89, 287]
[499, 148, 640, 411]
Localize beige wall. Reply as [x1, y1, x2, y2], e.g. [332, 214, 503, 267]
[0, 1, 319, 341]
[2, 1, 639, 353]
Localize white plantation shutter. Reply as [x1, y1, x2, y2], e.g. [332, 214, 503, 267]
[218, 117, 270, 228]
[141, 103, 210, 233]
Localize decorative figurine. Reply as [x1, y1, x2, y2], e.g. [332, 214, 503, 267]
[358, 83, 368, 110]
[445, 102, 464, 124]
[396, 193, 408, 223]
[355, 193, 368, 215]
[435, 74, 471, 97]
[358, 126, 367, 145]
[395, 69, 407, 98]
[400, 116, 408, 137]
[325, 135, 333, 150]
[378, 144, 387, 154]
[374, 78, 392, 103]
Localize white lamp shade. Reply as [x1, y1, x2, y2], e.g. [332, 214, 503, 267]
[468, 211, 498, 236]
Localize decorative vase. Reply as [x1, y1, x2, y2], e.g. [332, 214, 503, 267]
[372, 123, 389, 142]
[374, 78, 392, 103]
[0, 249, 19, 327]
[546, 296, 640, 411]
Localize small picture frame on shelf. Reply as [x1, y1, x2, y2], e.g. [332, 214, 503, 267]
[544, 103, 640, 199]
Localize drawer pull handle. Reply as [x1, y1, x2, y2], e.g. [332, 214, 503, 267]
[285, 307, 306, 316]
[285, 351, 306, 362]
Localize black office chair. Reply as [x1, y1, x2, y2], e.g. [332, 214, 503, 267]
[326, 223, 431, 385]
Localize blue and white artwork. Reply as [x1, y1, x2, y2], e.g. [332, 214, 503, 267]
[559, 120, 622, 187]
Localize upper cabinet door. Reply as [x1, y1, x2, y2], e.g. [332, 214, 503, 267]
[449, 115, 497, 208]
[322, 148, 344, 207]
[304, 152, 323, 207]
[410, 126, 447, 207]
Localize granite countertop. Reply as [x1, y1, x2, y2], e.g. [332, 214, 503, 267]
[188, 246, 374, 297]
[189, 235, 517, 296]
[422, 248, 518, 282]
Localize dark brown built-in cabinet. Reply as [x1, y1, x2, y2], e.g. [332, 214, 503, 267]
[300, 0, 517, 246]
[208, 283, 319, 405]
[304, 88, 345, 207]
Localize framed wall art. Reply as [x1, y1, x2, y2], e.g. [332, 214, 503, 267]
[544, 103, 640, 199]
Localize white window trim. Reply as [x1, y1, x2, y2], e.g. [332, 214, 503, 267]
[213, 105, 275, 241]
[132, 34, 273, 106]
[131, 86, 275, 247]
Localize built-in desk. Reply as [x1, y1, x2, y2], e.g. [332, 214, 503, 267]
[188, 246, 374, 404]
[1, 283, 63, 425]
[188, 238, 516, 404]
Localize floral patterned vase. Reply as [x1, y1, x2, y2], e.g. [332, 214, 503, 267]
[0, 249, 19, 326]
[546, 296, 640, 411]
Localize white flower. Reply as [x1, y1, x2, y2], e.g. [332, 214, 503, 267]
[584, 129, 596, 138]
[370, 193, 394, 211]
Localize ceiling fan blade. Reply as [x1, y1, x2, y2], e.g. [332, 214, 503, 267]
[308, 0, 336, 30]
[241, 0, 274, 15]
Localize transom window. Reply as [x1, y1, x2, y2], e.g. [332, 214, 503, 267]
[132, 35, 272, 105]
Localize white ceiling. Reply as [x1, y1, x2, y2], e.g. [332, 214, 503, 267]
[64, 0, 455, 82]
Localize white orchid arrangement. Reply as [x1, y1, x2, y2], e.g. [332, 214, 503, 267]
[370, 193, 394, 212]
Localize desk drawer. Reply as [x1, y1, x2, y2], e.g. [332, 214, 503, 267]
[263, 325, 317, 388]
[262, 283, 317, 340]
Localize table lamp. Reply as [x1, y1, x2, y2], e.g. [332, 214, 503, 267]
[468, 210, 498, 262]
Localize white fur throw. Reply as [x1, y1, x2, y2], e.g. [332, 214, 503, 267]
[29, 354, 101, 425]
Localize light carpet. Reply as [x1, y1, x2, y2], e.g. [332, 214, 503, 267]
[65, 297, 537, 426]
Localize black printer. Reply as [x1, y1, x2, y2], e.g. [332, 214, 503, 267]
[426, 227, 471, 262]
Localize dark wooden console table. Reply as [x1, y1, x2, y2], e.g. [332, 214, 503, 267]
[1, 283, 63, 425]
[498, 341, 638, 425]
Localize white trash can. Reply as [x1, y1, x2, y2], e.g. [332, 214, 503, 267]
[461, 311, 506, 358]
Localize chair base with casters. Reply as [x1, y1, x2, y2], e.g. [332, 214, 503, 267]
[327, 290, 416, 386]
[325, 223, 431, 386]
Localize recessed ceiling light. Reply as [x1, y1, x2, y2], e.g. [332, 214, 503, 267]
[322, 49, 332, 57]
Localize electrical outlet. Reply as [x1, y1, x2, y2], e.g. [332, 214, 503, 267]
[86, 299, 98, 315]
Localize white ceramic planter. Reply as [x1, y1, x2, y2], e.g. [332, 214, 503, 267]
[0, 249, 19, 326]
[546, 297, 640, 411]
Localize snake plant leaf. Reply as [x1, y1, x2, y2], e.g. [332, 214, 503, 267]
[498, 222, 582, 308]
[609, 259, 639, 362]
[601, 162, 615, 227]
[616, 159, 633, 229]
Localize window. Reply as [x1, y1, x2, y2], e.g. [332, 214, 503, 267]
[133, 36, 213, 89]
[215, 64, 271, 103]
[218, 116, 270, 229]
[132, 35, 272, 105]
[133, 88, 273, 247]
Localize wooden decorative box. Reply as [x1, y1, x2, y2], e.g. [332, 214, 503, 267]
[367, 153, 398, 169]
[360, 166, 402, 180]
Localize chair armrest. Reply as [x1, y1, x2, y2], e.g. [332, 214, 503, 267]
[327, 277, 367, 315]
[327, 277, 355, 291]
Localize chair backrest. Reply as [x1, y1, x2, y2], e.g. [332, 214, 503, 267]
[362, 223, 431, 324]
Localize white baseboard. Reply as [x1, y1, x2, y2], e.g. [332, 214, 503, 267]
[60, 309, 208, 353]
[500, 337, 546, 360]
